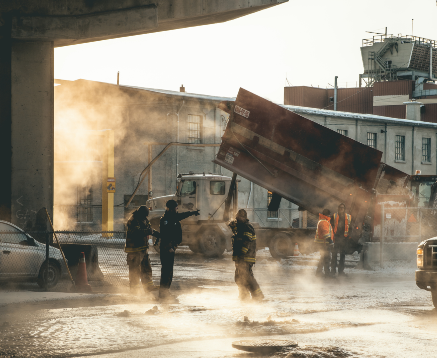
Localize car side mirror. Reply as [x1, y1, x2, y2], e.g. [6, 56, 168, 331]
[26, 236, 35, 246]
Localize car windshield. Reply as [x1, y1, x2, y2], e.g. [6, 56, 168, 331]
[0, 222, 28, 245]
[180, 180, 196, 196]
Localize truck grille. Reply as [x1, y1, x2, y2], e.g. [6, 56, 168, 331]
[425, 242, 437, 269]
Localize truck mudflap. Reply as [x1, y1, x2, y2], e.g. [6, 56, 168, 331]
[214, 88, 384, 243]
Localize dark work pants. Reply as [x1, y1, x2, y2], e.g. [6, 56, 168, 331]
[126, 251, 153, 291]
[316, 243, 331, 274]
[234, 259, 262, 299]
[331, 237, 346, 273]
[159, 250, 175, 295]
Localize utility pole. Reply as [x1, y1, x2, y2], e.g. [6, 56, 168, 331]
[334, 76, 338, 111]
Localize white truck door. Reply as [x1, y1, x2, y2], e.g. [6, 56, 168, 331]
[179, 180, 197, 213]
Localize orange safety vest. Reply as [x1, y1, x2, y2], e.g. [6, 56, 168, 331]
[314, 213, 333, 244]
[333, 213, 351, 237]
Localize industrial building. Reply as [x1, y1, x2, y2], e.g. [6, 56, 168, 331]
[285, 33, 437, 122]
[54, 80, 292, 231]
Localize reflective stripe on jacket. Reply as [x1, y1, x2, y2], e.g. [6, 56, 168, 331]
[314, 213, 333, 244]
[229, 219, 256, 263]
[333, 213, 351, 237]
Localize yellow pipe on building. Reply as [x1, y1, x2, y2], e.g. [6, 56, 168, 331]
[101, 130, 115, 232]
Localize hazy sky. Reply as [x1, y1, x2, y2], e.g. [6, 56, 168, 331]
[55, 0, 437, 104]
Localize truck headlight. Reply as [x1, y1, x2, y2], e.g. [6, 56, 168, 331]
[417, 248, 424, 268]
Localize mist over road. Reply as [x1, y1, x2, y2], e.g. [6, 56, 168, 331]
[0, 248, 435, 358]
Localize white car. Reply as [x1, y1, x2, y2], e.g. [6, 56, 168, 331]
[0, 220, 67, 288]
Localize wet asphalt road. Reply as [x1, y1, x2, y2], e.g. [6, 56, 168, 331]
[1, 248, 436, 358]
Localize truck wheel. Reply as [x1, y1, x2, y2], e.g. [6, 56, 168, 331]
[432, 290, 437, 309]
[269, 234, 293, 259]
[198, 229, 226, 258]
[188, 242, 201, 254]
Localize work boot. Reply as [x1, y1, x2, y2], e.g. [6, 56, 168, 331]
[130, 285, 142, 295]
[159, 289, 179, 304]
[338, 271, 347, 277]
[238, 288, 250, 302]
[252, 289, 265, 302]
[315, 270, 324, 277]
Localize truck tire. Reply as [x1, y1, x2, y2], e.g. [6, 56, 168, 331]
[432, 290, 437, 309]
[198, 228, 226, 258]
[269, 233, 293, 259]
[188, 242, 201, 254]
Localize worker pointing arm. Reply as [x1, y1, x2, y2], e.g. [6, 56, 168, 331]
[158, 199, 199, 302]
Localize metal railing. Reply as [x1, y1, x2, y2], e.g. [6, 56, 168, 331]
[363, 34, 437, 48]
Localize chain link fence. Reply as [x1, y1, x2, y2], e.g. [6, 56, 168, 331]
[0, 227, 135, 291]
[373, 207, 437, 242]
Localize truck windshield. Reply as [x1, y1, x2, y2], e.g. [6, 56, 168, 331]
[180, 180, 196, 196]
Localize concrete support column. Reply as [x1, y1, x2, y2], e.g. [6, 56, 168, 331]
[0, 36, 12, 221]
[10, 41, 54, 227]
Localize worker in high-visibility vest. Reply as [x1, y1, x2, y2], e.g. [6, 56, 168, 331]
[314, 208, 334, 277]
[330, 203, 351, 276]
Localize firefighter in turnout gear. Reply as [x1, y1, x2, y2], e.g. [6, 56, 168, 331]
[125, 205, 160, 294]
[158, 199, 199, 303]
[229, 209, 264, 301]
[331, 203, 351, 276]
[314, 208, 334, 277]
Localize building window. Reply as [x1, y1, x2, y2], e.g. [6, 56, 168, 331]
[337, 129, 348, 136]
[188, 114, 202, 143]
[77, 187, 93, 223]
[395, 135, 405, 161]
[422, 138, 431, 162]
[367, 132, 377, 149]
[267, 191, 278, 218]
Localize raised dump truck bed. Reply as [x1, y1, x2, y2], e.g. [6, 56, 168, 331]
[214, 88, 406, 244]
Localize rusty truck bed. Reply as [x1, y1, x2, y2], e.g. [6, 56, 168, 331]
[213, 88, 408, 242]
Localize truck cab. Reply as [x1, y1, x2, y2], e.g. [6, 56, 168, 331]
[146, 173, 234, 257]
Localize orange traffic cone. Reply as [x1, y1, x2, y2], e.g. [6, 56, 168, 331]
[293, 243, 300, 257]
[75, 252, 92, 292]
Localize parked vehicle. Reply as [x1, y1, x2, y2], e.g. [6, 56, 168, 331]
[0, 220, 67, 288]
[416, 237, 437, 308]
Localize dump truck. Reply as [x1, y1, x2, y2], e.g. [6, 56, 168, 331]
[141, 88, 411, 259]
[213, 88, 411, 254]
[146, 172, 315, 258]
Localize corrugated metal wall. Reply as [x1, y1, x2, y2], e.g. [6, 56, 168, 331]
[284, 86, 327, 108]
[422, 104, 437, 123]
[373, 105, 405, 119]
[325, 87, 373, 113]
[373, 80, 413, 97]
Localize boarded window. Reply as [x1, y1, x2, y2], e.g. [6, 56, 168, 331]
[188, 115, 202, 144]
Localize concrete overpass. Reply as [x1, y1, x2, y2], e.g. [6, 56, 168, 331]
[0, 0, 288, 227]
